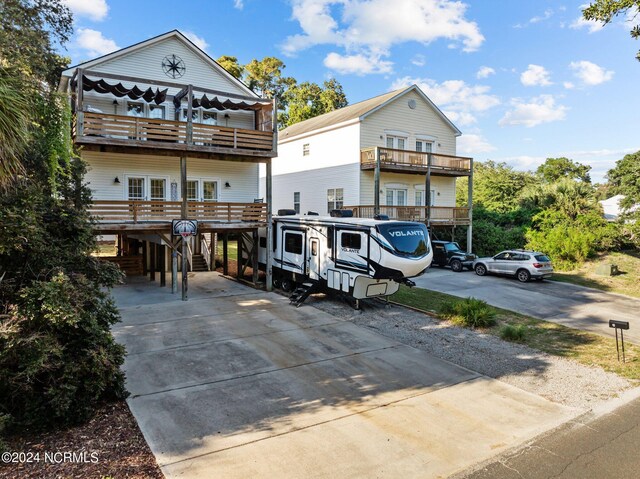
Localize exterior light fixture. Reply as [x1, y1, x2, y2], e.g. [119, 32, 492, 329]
[224, 182, 231, 188]
[114, 177, 120, 184]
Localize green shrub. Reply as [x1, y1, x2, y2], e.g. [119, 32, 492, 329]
[0, 273, 127, 432]
[442, 297, 496, 328]
[500, 324, 527, 342]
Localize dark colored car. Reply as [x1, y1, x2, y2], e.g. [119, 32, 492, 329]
[431, 241, 476, 272]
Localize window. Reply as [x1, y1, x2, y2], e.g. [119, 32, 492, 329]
[386, 135, 406, 150]
[186, 180, 198, 201]
[293, 192, 301, 214]
[341, 233, 362, 250]
[150, 178, 166, 201]
[127, 102, 144, 117]
[386, 188, 407, 206]
[327, 188, 344, 213]
[259, 237, 267, 248]
[535, 255, 551, 262]
[149, 105, 165, 119]
[327, 227, 334, 249]
[303, 143, 310, 156]
[128, 177, 145, 200]
[416, 140, 433, 153]
[202, 181, 218, 202]
[311, 241, 318, 256]
[202, 111, 217, 125]
[284, 232, 303, 254]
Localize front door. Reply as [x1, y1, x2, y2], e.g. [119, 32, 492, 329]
[308, 238, 320, 280]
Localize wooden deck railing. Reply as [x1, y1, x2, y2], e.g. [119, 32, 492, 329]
[347, 205, 470, 225]
[360, 147, 472, 174]
[90, 200, 267, 223]
[78, 112, 274, 151]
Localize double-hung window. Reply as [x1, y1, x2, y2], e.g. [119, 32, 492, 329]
[386, 135, 406, 150]
[415, 140, 433, 153]
[327, 188, 344, 213]
[293, 192, 301, 214]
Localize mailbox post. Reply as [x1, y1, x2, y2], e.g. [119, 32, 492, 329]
[609, 320, 629, 363]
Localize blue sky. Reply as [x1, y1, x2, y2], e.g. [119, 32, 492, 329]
[61, 0, 640, 182]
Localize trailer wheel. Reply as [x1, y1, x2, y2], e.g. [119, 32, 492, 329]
[273, 277, 281, 289]
[280, 278, 294, 292]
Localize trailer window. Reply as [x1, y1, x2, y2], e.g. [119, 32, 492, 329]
[327, 227, 334, 249]
[341, 233, 361, 250]
[376, 222, 430, 257]
[259, 237, 267, 248]
[284, 232, 303, 254]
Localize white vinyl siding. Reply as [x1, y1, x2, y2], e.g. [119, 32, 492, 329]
[82, 151, 259, 203]
[360, 171, 456, 207]
[361, 90, 457, 155]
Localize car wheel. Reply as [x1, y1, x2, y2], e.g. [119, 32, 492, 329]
[450, 259, 463, 272]
[475, 263, 487, 276]
[516, 269, 531, 283]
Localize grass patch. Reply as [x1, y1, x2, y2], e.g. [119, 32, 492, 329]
[500, 324, 527, 342]
[441, 297, 496, 328]
[390, 285, 640, 381]
[551, 250, 640, 298]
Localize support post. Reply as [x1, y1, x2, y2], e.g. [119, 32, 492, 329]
[223, 234, 229, 276]
[149, 242, 156, 282]
[210, 233, 215, 271]
[252, 230, 259, 285]
[265, 158, 273, 291]
[180, 154, 188, 301]
[186, 84, 193, 146]
[374, 147, 381, 216]
[467, 158, 474, 254]
[425, 153, 432, 229]
[142, 241, 148, 275]
[75, 69, 84, 138]
[172, 249, 178, 293]
[159, 244, 166, 287]
[116, 234, 122, 257]
[237, 234, 243, 280]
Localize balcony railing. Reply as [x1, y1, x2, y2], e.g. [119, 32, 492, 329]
[90, 200, 267, 224]
[360, 147, 472, 175]
[76, 112, 274, 152]
[347, 205, 470, 225]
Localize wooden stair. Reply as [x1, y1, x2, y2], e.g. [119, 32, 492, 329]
[190, 253, 209, 272]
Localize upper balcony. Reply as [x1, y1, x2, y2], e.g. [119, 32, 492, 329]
[360, 147, 472, 177]
[70, 69, 276, 161]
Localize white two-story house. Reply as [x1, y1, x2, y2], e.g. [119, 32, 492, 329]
[59, 30, 277, 284]
[270, 85, 473, 249]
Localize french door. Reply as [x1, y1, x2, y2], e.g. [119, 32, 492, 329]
[126, 176, 168, 201]
[186, 178, 219, 202]
[386, 188, 407, 206]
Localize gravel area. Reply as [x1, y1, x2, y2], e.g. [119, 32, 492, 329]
[307, 294, 633, 410]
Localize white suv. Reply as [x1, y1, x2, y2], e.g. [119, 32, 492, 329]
[472, 250, 553, 282]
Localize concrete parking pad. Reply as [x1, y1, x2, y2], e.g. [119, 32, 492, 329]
[415, 268, 640, 344]
[112, 273, 578, 478]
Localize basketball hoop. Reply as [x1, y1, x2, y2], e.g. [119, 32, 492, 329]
[172, 219, 198, 238]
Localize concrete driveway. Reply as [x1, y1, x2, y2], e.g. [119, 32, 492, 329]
[415, 268, 640, 344]
[112, 273, 576, 479]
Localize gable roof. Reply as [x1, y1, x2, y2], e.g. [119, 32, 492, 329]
[279, 84, 461, 141]
[60, 30, 257, 97]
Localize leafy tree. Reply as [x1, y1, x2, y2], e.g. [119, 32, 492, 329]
[217, 55, 244, 80]
[536, 157, 592, 183]
[244, 56, 295, 103]
[0, 0, 73, 85]
[0, 68, 32, 184]
[583, 1, 640, 61]
[281, 79, 349, 127]
[607, 150, 640, 207]
[470, 161, 537, 213]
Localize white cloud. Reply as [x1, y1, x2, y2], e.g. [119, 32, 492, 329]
[529, 8, 554, 24]
[520, 64, 552, 86]
[411, 54, 426, 67]
[284, 0, 484, 75]
[324, 51, 393, 75]
[75, 28, 118, 57]
[233, 0, 244, 9]
[182, 31, 209, 51]
[63, 0, 109, 21]
[569, 60, 614, 85]
[391, 76, 500, 126]
[499, 95, 568, 128]
[457, 134, 496, 154]
[563, 81, 575, 89]
[570, 4, 604, 33]
[476, 66, 495, 79]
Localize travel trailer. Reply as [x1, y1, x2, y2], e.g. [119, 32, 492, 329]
[249, 211, 433, 305]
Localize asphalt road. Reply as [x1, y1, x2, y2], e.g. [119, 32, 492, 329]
[414, 267, 640, 344]
[458, 393, 640, 479]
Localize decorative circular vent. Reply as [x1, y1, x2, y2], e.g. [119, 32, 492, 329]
[408, 99, 417, 109]
[162, 54, 186, 78]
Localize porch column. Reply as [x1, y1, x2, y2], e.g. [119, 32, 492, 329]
[425, 153, 432, 229]
[180, 154, 188, 301]
[149, 242, 156, 282]
[252, 230, 259, 285]
[159, 244, 166, 287]
[467, 158, 474, 254]
[374, 147, 381, 215]
[223, 233, 229, 276]
[265, 157, 274, 291]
